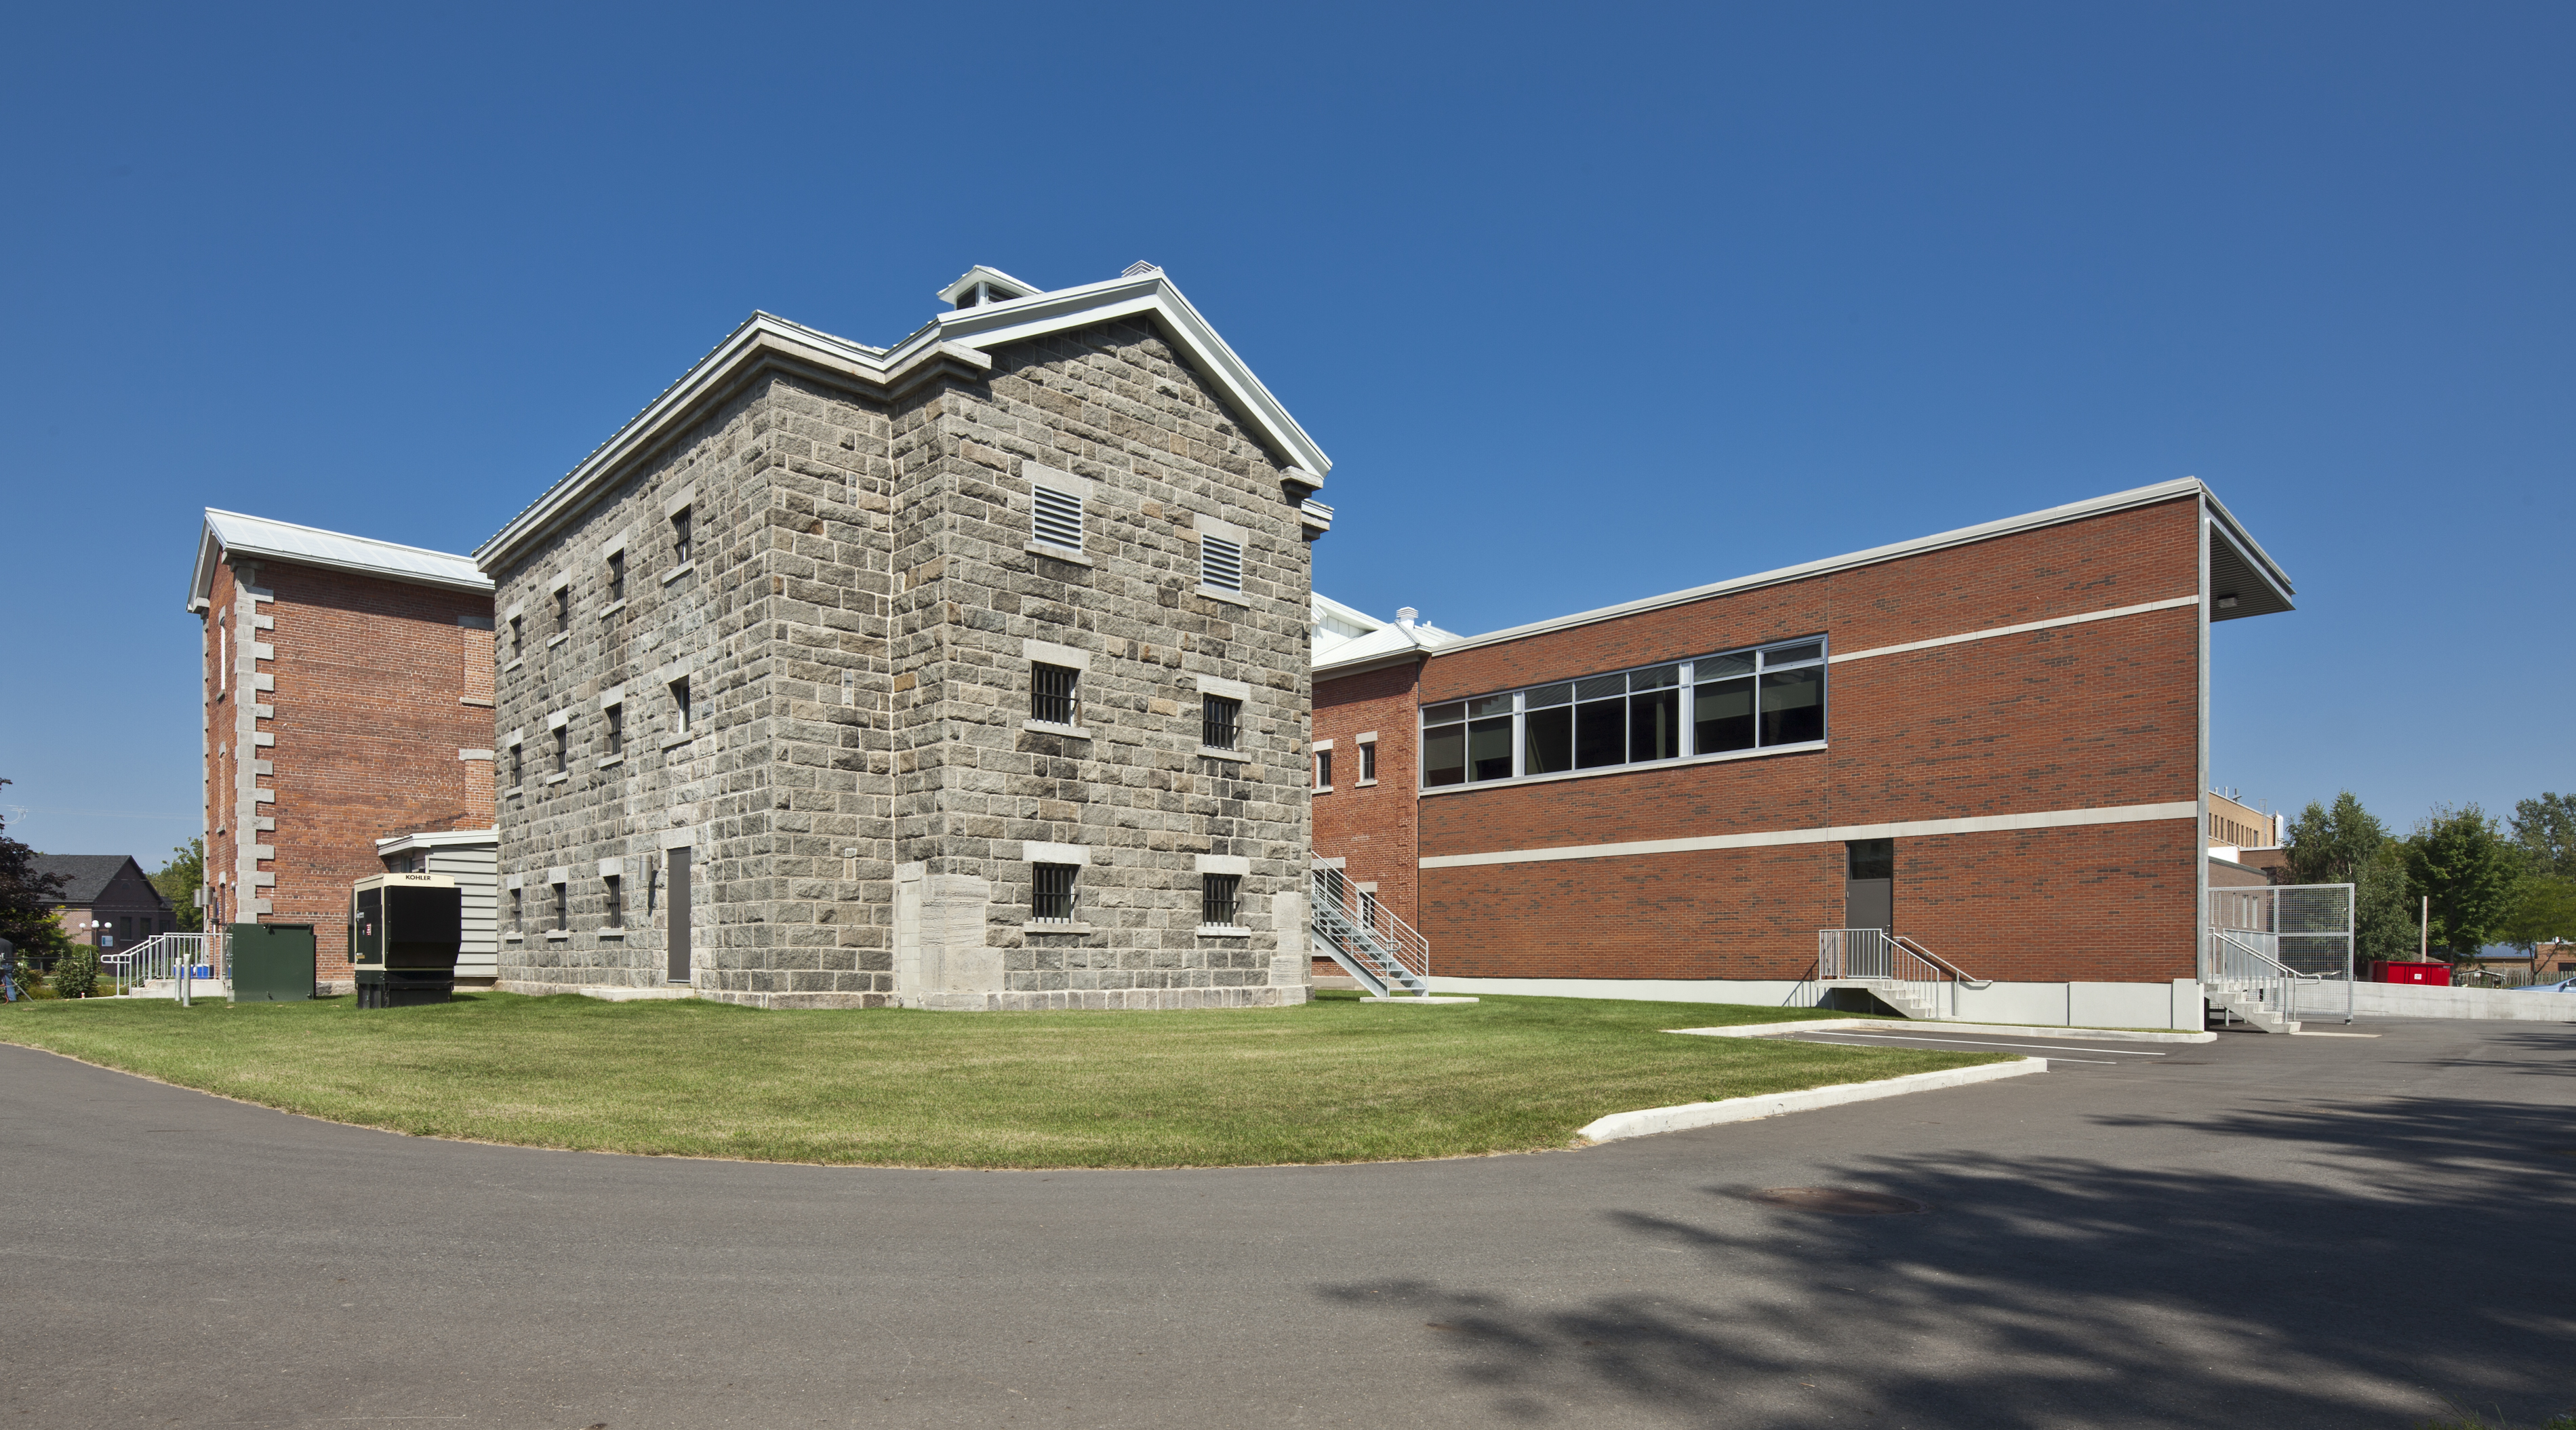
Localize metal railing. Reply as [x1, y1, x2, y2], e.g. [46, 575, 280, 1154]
[2207, 883, 2354, 1024]
[98, 932, 228, 1002]
[1311, 867, 1430, 997]
[1817, 929, 1988, 1018]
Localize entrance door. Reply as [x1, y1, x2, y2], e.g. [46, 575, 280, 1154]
[666, 847, 691, 983]
[1845, 839, 1893, 932]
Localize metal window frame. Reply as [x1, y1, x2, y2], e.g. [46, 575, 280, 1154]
[1202, 693, 1242, 750]
[1031, 662, 1081, 726]
[1420, 636, 1829, 789]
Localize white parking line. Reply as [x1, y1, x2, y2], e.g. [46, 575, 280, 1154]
[1782, 1035, 2143, 1067]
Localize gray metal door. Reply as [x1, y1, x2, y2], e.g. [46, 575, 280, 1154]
[1845, 838, 1893, 932]
[666, 848, 691, 982]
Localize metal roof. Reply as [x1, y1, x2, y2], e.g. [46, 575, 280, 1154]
[190, 509, 493, 609]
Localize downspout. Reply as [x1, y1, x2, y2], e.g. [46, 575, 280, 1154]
[2195, 493, 2213, 1009]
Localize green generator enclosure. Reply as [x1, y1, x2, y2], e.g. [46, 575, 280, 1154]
[228, 923, 317, 1002]
[350, 874, 462, 1008]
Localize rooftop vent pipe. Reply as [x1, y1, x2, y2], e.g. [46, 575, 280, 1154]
[1396, 608, 1417, 631]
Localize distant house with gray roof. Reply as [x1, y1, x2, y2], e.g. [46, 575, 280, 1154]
[29, 854, 176, 955]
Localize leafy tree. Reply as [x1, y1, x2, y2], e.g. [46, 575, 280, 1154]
[0, 780, 70, 950]
[2510, 793, 2576, 879]
[2497, 874, 2576, 955]
[2285, 792, 2391, 885]
[150, 838, 205, 933]
[2405, 805, 2527, 961]
[2355, 846, 2419, 965]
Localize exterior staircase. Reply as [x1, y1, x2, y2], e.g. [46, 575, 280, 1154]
[1815, 930, 1989, 1020]
[2202, 980, 2299, 1034]
[1310, 866, 1430, 998]
[2200, 926, 2305, 1033]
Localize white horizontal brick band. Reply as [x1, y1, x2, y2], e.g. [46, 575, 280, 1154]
[1828, 596, 2200, 665]
[1421, 801, 2199, 871]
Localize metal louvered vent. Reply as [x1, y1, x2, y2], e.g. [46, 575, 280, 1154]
[1032, 484, 1083, 552]
[1201, 534, 1244, 593]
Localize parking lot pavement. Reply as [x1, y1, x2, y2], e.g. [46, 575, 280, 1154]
[1755, 1023, 2221, 1071]
[4, 1016, 2571, 1430]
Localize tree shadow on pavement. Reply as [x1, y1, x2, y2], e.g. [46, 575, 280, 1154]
[1318, 1093, 2576, 1429]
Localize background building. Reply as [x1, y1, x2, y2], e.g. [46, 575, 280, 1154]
[474, 265, 1328, 1010]
[189, 511, 498, 991]
[1314, 479, 2293, 1029]
[28, 854, 176, 953]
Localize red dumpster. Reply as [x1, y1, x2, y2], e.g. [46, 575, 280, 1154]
[2372, 961, 2451, 985]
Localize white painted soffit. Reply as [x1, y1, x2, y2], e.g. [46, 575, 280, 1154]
[374, 827, 502, 854]
[1430, 479, 2293, 658]
[1313, 617, 1469, 673]
[476, 269, 1331, 574]
[190, 509, 494, 610]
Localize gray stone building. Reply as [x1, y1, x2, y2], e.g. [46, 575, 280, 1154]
[473, 264, 1332, 1009]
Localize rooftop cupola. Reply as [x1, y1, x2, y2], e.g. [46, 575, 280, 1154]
[938, 265, 1042, 309]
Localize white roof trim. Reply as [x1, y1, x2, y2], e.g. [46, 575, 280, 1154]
[374, 827, 500, 854]
[1428, 479, 2290, 659]
[191, 509, 492, 609]
[476, 269, 1329, 574]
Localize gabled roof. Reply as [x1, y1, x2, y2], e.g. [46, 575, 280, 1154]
[26, 854, 166, 909]
[476, 266, 1332, 573]
[1312, 593, 1466, 674]
[190, 509, 493, 610]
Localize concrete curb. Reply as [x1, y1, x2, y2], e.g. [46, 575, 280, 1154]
[1669, 1018, 2217, 1044]
[1577, 1058, 2049, 1144]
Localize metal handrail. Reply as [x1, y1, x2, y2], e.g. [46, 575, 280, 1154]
[1310, 867, 1430, 996]
[1818, 928, 1990, 1018]
[98, 932, 228, 999]
[1891, 934, 1992, 990]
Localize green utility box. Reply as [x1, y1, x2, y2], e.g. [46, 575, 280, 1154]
[228, 923, 317, 1002]
[349, 874, 462, 1008]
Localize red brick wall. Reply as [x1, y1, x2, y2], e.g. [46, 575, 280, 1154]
[1312, 658, 1426, 972]
[205, 557, 495, 980]
[1331, 496, 2209, 986]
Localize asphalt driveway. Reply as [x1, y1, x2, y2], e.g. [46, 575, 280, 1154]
[3, 1015, 2569, 1429]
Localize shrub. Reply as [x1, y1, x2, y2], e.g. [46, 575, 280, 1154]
[52, 944, 99, 999]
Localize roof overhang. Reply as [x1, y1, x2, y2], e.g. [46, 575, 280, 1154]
[375, 827, 500, 856]
[190, 509, 494, 611]
[1430, 478, 2293, 658]
[2202, 488, 2295, 622]
[476, 269, 1331, 576]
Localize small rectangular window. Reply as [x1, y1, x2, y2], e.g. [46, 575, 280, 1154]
[1032, 863, 1078, 923]
[509, 887, 522, 934]
[508, 742, 523, 786]
[604, 703, 623, 756]
[553, 585, 570, 635]
[552, 726, 569, 774]
[509, 615, 523, 658]
[1032, 484, 1083, 552]
[1314, 748, 1333, 790]
[671, 507, 693, 565]
[604, 875, 623, 930]
[1201, 873, 1241, 928]
[552, 883, 567, 932]
[1359, 741, 1378, 782]
[606, 549, 626, 603]
[1200, 534, 1243, 593]
[1032, 662, 1080, 726]
[670, 677, 690, 734]
[1202, 694, 1241, 751]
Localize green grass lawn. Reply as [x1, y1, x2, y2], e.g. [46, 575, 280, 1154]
[0, 991, 2007, 1169]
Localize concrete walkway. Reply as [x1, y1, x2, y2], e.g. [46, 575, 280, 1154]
[3, 1017, 2569, 1429]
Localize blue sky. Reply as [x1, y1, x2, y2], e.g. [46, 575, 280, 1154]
[2, 2, 2567, 865]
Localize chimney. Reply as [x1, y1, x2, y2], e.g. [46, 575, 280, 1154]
[1396, 608, 1418, 631]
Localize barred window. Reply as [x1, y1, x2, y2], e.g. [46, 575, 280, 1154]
[1201, 873, 1241, 928]
[508, 615, 523, 658]
[1199, 533, 1243, 593]
[1424, 638, 1827, 788]
[1032, 662, 1080, 726]
[669, 676, 691, 734]
[1032, 863, 1078, 923]
[508, 741, 523, 787]
[1032, 483, 1083, 553]
[552, 585, 571, 635]
[606, 549, 625, 603]
[552, 726, 569, 774]
[604, 875, 624, 930]
[1202, 694, 1241, 751]
[603, 703, 623, 757]
[552, 882, 567, 932]
[670, 506, 693, 565]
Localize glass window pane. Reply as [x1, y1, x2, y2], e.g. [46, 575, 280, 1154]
[1575, 698, 1626, 768]
[1764, 641, 1824, 667]
[1467, 717, 1513, 781]
[1470, 694, 1514, 719]
[1697, 651, 1754, 680]
[1575, 673, 1626, 702]
[1630, 664, 1679, 691]
[1422, 724, 1466, 787]
[1695, 676, 1756, 753]
[1523, 705, 1574, 774]
[1629, 688, 1681, 761]
[1847, 838, 1894, 881]
[1422, 702, 1465, 726]
[1759, 667, 1825, 745]
[1525, 682, 1572, 708]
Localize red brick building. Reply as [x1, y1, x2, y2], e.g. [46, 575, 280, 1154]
[190, 511, 498, 989]
[1313, 479, 2294, 1029]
